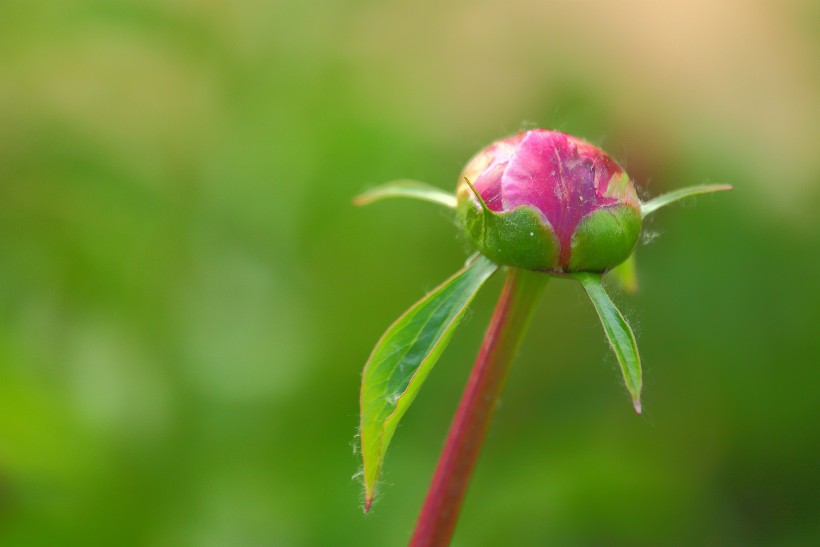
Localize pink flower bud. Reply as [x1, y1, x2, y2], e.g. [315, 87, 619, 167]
[457, 129, 642, 272]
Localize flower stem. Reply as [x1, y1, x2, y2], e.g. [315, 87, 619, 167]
[409, 267, 547, 546]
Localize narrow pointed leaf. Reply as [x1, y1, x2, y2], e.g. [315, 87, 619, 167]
[353, 180, 457, 209]
[609, 254, 639, 294]
[462, 176, 492, 213]
[359, 256, 498, 509]
[641, 184, 732, 218]
[574, 272, 643, 413]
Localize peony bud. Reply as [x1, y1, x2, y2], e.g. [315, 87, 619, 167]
[457, 129, 642, 273]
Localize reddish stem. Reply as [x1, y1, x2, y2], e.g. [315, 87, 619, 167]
[409, 267, 547, 547]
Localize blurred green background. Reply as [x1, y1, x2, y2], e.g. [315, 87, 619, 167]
[1, 0, 818, 545]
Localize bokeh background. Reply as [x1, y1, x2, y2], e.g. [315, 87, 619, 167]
[1, 0, 818, 545]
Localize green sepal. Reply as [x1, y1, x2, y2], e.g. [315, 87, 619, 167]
[640, 184, 732, 218]
[573, 272, 643, 413]
[569, 205, 642, 273]
[354, 180, 457, 209]
[359, 255, 498, 510]
[457, 180, 559, 271]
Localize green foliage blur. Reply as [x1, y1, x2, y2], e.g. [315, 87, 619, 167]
[1, 1, 818, 545]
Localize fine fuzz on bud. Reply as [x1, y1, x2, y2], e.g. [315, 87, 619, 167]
[457, 129, 642, 273]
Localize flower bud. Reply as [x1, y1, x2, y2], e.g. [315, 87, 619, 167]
[457, 129, 642, 273]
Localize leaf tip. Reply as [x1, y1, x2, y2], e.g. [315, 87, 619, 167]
[352, 193, 371, 207]
[364, 496, 373, 513]
[632, 397, 642, 415]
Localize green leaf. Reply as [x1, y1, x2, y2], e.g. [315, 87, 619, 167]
[608, 253, 639, 294]
[353, 180, 457, 209]
[359, 256, 498, 509]
[573, 272, 643, 413]
[640, 184, 732, 218]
